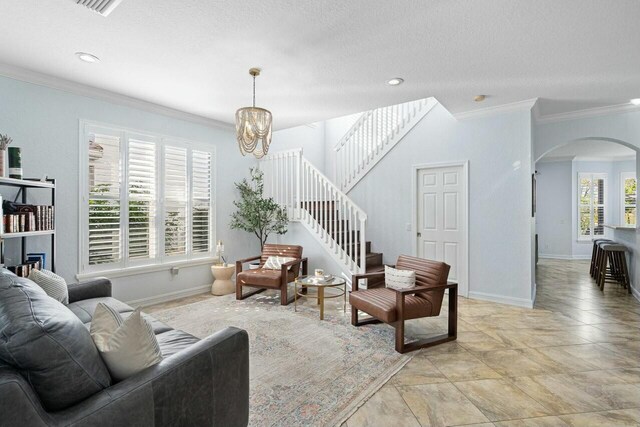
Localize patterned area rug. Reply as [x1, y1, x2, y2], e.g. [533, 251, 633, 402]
[152, 292, 413, 426]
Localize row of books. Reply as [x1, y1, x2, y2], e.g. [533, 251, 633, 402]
[2, 205, 54, 234]
[6, 253, 47, 278]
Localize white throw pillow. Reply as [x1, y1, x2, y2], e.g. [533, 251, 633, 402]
[90, 303, 163, 381]
[385, 265, 416, 289]
[28, 269, 69, 305]
[263, 256, 296, 270]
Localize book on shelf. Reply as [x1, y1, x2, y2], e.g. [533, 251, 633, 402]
[7, 259, 41, 278]
[2, 205, 54, 234]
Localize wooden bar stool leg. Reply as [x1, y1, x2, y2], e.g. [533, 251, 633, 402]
[620, 252, 632, 294]
[590, 241, 597, 277]
[598, 249, 608, 291]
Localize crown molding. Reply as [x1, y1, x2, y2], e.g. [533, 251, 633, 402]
[453, 98, 538, 120]
[536, 102, 640, 124]
[0, 62, 234, 131]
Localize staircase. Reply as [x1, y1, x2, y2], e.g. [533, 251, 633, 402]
[335, 97, 437, 193]
[260, 149, 385, 287]
[301, 200, 386, 288]
[261, 100, 435, 287]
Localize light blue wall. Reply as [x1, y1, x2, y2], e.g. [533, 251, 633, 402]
[0, 75, 258, 304]
[536, 161, 573, 258]
[347, 104, 534, 305]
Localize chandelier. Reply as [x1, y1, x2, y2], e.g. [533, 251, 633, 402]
[236, 68, 272, 158]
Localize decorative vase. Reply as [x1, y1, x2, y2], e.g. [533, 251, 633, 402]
[0, 149, 5, 177]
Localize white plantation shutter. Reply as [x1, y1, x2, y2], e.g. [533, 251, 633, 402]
[88, 133, 122, 265]
[82, 123, 215, 273]
[578, 173, 606, 239]
[128, 139, 157, 260]
[164, 146, 188, 256]
[191, 150, 212, 253]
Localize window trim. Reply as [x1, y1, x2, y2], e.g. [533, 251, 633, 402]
[620, 171, 637, 226]
[78, 120, 216, 276]
[577, 172, 607, 241]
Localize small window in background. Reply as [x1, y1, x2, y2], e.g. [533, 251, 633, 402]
[621, 172, 637, 226]
[578, 173, 606, 240]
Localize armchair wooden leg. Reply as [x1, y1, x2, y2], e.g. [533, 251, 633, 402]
[351, 307, 382, 326]
[280, 283, 295, 305]
[393, 287, 458, 354]
[395, 320, 405, 353]
[236, 283, 266, 301]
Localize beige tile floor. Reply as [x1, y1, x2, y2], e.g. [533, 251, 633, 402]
[146, 260, 640, 426]
[345, 259, 640, 427]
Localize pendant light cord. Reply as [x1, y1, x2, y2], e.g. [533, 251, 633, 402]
[253, 75, 256, 107]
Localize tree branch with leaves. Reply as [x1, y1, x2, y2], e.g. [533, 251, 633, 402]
[230, 168, 288, 250]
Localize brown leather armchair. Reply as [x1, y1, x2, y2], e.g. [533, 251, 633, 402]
[349, 255, 457, 353]
[235, 244, 308, 305]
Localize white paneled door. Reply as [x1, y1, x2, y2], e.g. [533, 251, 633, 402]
[416, 164, 468, 296]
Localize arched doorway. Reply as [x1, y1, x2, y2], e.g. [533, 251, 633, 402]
[534, 137, 638, 307]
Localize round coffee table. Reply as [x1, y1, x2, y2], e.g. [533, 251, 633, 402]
[211, 264, 235, 295]
[294, 275, 347, 320]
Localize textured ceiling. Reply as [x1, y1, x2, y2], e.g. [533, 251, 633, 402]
[1, 0, 639, 129]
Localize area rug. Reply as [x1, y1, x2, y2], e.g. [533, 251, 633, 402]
[152, 292, 413, 426]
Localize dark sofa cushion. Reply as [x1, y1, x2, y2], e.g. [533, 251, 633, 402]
[67, 296, 134, 323]
[156, 329, 200, 358]
[0, 272, 112, 411]
[69, 298, 173, 335]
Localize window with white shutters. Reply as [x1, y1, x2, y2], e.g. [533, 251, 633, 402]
[621, 172, 637, 226]
[81, 123, 215, 274]
[192, 150, 212, 253]
[578, 173, 606, 240]
[164, 146, 188, 256]
[128, 139, 157, 260]
[88, 132, 122, 265]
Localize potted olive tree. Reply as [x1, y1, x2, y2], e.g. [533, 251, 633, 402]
[230, 168, 288, 268]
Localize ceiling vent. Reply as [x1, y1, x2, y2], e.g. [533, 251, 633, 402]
[74, 0, 124, 16]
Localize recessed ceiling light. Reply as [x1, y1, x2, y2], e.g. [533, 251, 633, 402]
[387, 78, 404, 86]
[631, 98, 640, 106]
[75, 52, 100, 63]
[474, 95, 486, 102]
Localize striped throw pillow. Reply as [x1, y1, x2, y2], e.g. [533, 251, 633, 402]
[385, 265, 416, 289]
[263, 256, 295, 270]
[90, 303, 163, 381]
[28, 269, 69, 305]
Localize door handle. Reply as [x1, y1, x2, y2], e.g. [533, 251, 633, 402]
[417, 232, 422, 237]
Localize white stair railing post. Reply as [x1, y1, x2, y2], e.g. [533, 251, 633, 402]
[359, 216, 367, 274]
[333, 98, 437, 193]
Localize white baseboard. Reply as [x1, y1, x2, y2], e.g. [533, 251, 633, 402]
[468, 291, 534, 309]
[126, 284, 211, 308]
[539, 254, 590, 260]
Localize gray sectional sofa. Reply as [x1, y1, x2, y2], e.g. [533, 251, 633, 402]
[0, 269, 249, 426]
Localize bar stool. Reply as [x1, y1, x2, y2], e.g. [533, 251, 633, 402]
[597, 243, 631, 293]
[590, 238, 611, 278]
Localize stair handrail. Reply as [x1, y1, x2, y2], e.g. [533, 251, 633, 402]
[332, 98, 436, 193]
[301, 157, 367, 221]
[334, 111, 368, 151]
[260, 150, 367, 275]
